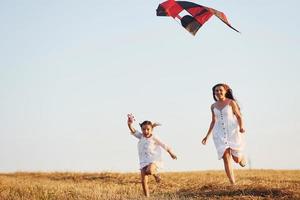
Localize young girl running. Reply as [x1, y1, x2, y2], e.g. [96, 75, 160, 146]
[127, 114, 177, 197]
[202, 83, 246, 184]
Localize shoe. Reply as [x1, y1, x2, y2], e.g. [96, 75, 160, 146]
[153, 174, 161, 183]
[239, 157, 247, 167]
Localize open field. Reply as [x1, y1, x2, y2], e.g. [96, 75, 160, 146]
[0, 170, 299, 200]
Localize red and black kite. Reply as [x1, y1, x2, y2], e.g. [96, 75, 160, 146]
[156, 0, 240, 35]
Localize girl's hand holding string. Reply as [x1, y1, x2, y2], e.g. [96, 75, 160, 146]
[170, 152, 177, 160]
[127, 114, 136, 134]
[171, 155, 177, 160]
[127, 113, 135, 124]
[168, 150, 177, 160]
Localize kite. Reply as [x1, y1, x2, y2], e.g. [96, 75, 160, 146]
[156, 0, 240, 35]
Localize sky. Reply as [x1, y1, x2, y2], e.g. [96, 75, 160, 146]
[0, 0, 299, 172]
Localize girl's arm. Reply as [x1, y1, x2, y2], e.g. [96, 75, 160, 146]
[202, 105, 216, 145]
[230, 101, 245, 133]
[127, 114, 143, 139]
[154, 137, 177, 160]
[167, 149, 177, 160]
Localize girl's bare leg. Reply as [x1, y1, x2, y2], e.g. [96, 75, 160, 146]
[145, 163, 157, 175]
[141, 170, 150, 197]
[146, 163, 161, 183]
[222, 148, 235, 184]
[232, 155, 241, 163]
[232, 154, 246, 167]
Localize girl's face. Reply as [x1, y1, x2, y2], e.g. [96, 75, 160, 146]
[214, 86, 226, 100]
[141, 124, 153, 138]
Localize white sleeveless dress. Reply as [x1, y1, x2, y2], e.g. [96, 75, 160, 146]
[212, 104, 245, 159]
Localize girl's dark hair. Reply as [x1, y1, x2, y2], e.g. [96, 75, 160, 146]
[139, 120, 153, 128]
[139, 121, 161, 128]
[212, 83, 240, 110]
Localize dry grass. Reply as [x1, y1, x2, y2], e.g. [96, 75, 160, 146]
[0, 170, 299, 199]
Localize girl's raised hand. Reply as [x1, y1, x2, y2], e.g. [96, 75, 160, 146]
[239, 128, 245, 133]
[127, 113, 135, 124]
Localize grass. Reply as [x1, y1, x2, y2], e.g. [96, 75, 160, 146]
[0, 170, 299, 199]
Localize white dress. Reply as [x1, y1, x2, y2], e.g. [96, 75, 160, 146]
[132, 131, 170, 169]
[212, 104, 245, 159]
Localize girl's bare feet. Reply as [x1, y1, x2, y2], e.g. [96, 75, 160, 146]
[230, 179, 236, 185]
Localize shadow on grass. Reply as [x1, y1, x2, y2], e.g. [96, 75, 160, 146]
[176, 185, 294, 199]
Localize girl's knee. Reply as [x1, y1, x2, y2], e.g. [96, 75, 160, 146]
[146, 164, 157, 175]
[144, 166, 151, 175]
[145, 168, 151, 175]
[222, 149, 231, 160]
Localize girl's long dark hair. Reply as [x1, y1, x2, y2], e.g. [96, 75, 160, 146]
[212, 83, 240, 110]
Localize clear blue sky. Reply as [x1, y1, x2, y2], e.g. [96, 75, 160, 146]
[0, 0, 299, 172]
